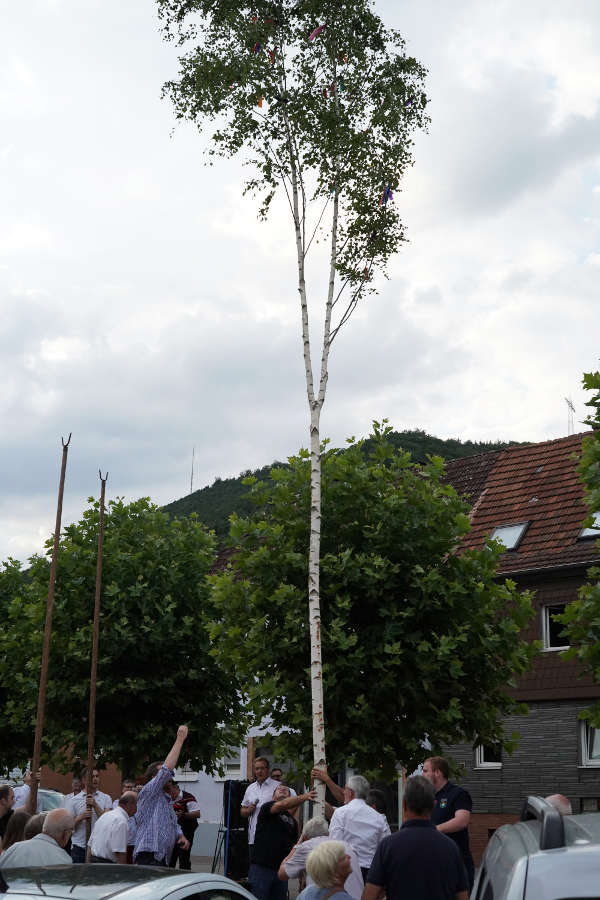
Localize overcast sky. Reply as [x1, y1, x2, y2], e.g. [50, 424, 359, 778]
[2, 0, 599, 563]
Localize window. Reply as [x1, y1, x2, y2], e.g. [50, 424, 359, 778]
[580, 512, 600, 539]
[214, 747, 243, 781]
[475, 744, 502, 769]
[580, 722, 600, 767]
[542, 604, 568, 651]
[490, 522, 529, 550]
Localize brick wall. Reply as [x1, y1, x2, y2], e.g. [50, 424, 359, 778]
[444, 699, 600, 817]
[469, 813, 519, 865]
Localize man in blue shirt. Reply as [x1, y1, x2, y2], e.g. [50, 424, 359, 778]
[362, 776, 468, 900]
[133, 724, 190, 866]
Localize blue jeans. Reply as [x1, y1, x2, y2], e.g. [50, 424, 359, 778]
[71, 845, 86, 863]
[134, 852, 166, 866]
[248, 864, 288, 900]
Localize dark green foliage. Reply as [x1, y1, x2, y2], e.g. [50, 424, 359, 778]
[208, 422, 536, 779]
[559, 371, 600, 724]
[164, 430, 521, 539]
[1, 498, 243, 774]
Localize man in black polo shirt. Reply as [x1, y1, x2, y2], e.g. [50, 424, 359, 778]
[362, 776, 468, 900]
[423, 756, 475, 891]
[249, 782, 317, 900]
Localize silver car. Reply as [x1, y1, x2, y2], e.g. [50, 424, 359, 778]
[2, 865, 256, 900]
[472, 796, 600, 900]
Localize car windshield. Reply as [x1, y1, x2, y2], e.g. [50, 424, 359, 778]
[4, 865, 172, 899]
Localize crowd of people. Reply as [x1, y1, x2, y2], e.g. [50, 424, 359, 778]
[1, 733, 478, 900]
[0, 725, 198, 870]
[241, 755, 474, 900]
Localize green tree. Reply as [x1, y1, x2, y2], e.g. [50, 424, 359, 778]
[158, 0, 429, 796]
[559, 371, 600, 723]
[1, 498, 243, 774]
[208, 422, 536, 779]
[0, 558, 34, 771]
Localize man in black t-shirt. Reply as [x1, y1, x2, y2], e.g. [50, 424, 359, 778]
[248, 783, 316, 900]
[423, 756, 474, 890]
[364, 775, 468, 900]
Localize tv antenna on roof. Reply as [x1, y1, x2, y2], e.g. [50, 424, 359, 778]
[565, 397, 575, 436]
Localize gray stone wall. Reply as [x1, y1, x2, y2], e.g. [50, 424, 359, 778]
[443, 700, 600, 815]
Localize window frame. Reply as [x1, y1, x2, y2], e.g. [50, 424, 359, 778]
[213, 747, 243, 782]
[580, 721, 600, 768]
[541, 603, 569, 652]
[475, 744, 502, 769]
[580, 511, 600, 539]
[489, 521, 529, 551]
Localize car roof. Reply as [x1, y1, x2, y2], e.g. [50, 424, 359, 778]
[526, 843, 600, 900]
[3, 865, 255, 900]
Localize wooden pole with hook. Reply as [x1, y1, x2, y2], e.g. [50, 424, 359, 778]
[85, 470, 108, 849]
[30, 434, 72, 814]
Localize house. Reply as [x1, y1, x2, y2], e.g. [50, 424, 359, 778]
[443, 432, 600, 862]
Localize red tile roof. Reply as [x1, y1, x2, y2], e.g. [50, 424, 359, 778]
[445, 433, 600, 575]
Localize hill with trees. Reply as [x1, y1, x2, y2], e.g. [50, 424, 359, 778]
[164, 429, 522, 539]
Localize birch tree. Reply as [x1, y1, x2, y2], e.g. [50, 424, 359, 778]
[158, 0, 428, 802]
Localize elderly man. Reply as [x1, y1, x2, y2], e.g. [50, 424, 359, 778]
[422, 756, 474, 891]
[133, 724, 190, 866]
[249, 782, 317, 900]
[362, 776, 468, 900]
[0, 808, 74, 868]
[279, 817, 364, 900]
[329, 776, 390, 880]
[88, 791, 138, 863]
[240, 758, 279, 857]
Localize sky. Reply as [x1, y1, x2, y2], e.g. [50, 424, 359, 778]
[1, 0, 599, 564]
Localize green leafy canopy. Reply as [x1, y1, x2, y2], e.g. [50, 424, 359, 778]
[158, 0, 429, 288]
[0, 498, 244, 774]
[208, 421, 536, 780]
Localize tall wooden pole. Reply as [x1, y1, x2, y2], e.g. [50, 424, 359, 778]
[85, 471, 108, 847]
[30, 434, 72, 813]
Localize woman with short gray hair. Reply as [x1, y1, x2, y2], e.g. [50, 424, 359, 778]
[297, 840, 354, 900]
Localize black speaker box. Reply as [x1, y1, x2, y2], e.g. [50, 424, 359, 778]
[226, 828, 249, 881]
[223, 779, 251, 830]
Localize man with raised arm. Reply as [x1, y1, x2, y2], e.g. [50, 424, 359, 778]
[249, 783, 317, 900]
[133, 724, 190, 866]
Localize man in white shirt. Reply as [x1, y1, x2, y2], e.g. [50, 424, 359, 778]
[89, 791, 137, 863]
[63, 776, 83, 806]
[112, 779, 136, 810]
[12, 770, 43, 813]
[64, 768, 112, 862]
[328, 775, 390, 879]
[240, 757, 278, 855]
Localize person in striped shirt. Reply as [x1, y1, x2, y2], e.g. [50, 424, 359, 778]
[133, 725, 190, 866]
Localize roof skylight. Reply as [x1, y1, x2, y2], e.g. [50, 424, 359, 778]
[490, 522, 529, 550]
[580, 512, 600, 539]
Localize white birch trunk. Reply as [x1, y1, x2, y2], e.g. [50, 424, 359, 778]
[284, 91, 339, 815]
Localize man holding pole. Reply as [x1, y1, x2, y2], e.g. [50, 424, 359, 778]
[65, 768, 112, 862]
